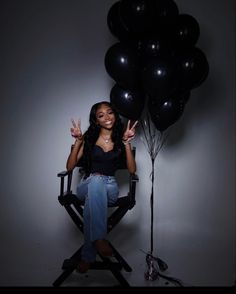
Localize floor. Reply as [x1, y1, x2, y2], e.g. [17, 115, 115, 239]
[60, 270, 179, 287]
[55, 257, 184, 287]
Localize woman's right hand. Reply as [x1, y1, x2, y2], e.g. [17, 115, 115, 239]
[70, 118, 83, 140]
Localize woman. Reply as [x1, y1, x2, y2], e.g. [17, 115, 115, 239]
[66, 101, 138, 273]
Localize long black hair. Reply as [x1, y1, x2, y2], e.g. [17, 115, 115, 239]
[81, 101, 125, 176]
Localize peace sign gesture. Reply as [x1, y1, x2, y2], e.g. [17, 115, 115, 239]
[122, 120, 138, 143]
[70, 118, 83, 140]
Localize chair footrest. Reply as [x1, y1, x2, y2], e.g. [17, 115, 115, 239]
[91, 261, 122, 271]
[62, 258, 123, 271]
[62, 258, 78, 270]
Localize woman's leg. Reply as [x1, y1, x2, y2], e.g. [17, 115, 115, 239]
[76, 176, 97, 263]
[106, 176, 119, 206]
[76, 175, 119, 262]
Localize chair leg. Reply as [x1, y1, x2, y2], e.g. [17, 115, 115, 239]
[53, 244, 132, 287]
[109, 242, 132, 272]
[53, 267, 76, 287]
[53, 258, 130, 287]
[110, 267, 130, 287]
[97, 257, 130, 287]
[52, 247, 82, 287]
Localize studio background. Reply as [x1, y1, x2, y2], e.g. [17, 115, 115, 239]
[0, 0, 235, 287]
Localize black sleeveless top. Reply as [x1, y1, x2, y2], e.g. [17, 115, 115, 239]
[90, 145, 121, 176]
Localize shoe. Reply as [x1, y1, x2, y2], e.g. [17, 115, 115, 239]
[95, 239, 113, 257]
[77, 260, 90, 273]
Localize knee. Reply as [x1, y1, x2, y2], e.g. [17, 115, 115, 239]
[89, 175, 106, 190]
[90, 175, 103, 184]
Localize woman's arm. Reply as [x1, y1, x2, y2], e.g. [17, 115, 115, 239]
[66, 138, 84, 171]
[66, 118, 84, 171]
[124, 142, 136, 174]
[122, 120, 138, 174]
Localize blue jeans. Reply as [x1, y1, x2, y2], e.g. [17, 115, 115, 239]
[76, 174, 119, 262]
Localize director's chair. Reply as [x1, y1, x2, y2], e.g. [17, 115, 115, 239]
[53, 147, 138, 287]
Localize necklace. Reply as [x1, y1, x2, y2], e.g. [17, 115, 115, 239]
[101, 135, 111, 144]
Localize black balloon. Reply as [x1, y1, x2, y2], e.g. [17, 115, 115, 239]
[148, 94, 185, 131]
[107, 1, 131, 41]
[110, 84, 145, 120]
[175, 47, 209, 90]
[173, 14, 200, 47]
[120, 0, 155, 35]
[142, 57, 177, 98]
[139, 34, 171, 60]
[105, 0, 209, 132]
[178, 90, 191, 111]
[151, 89, 190, 110]
[152, 0, 179, 26]
[105, 42, 140, 89]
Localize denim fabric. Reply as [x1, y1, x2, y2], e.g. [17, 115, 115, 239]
[76, 174, 119, 262]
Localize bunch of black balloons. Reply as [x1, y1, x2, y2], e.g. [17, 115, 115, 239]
[105, 0, 209, 132]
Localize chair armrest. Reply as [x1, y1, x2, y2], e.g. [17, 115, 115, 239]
[57, 169, 74, 196]
[57, 170, 72, 178]
[127, 173, 139, 209]
[130, 173, 139, 182]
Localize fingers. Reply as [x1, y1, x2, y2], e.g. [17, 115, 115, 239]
[77, 118, 81, 128]
[71, 118, 77, 128]
[126, 120, 131, 131]
[127, 120, 138, 131]
[130, 120, 138, 130]
[71, 118, 81, 129]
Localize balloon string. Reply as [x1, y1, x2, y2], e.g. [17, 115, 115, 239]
[150, 158, 154, 254]
[141, 113, 172, 257]
[140, 113, 183, 286]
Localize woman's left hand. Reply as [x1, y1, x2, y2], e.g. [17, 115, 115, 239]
[122, 120, 138, 143]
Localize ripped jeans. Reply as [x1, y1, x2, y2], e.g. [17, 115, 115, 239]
[76, 174, 119, 262]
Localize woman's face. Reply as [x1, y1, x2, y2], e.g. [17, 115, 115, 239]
[96, 104, 116, 129]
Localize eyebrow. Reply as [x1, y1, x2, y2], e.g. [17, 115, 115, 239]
[96, 108, 112, 115]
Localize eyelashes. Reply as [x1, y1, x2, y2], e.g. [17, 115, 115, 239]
[97, 111, 114, 119]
